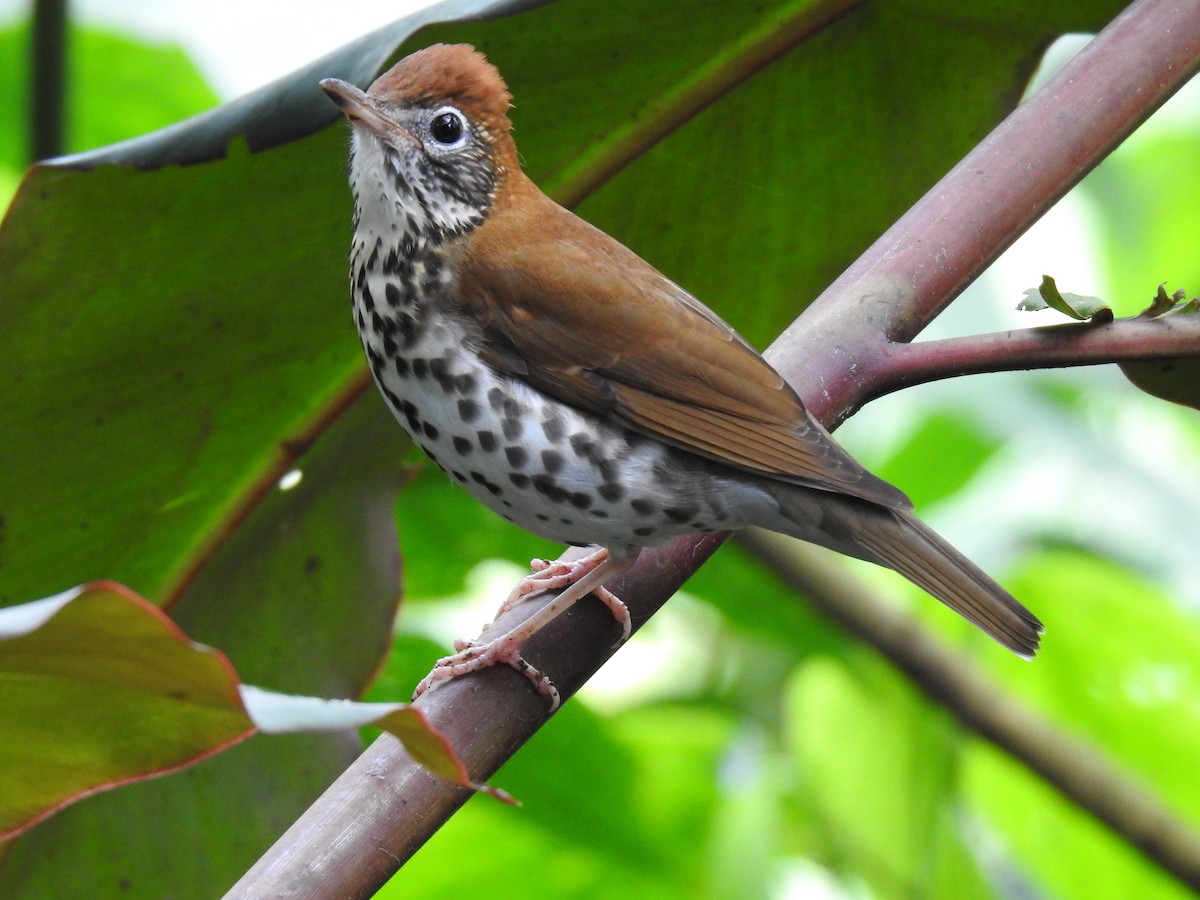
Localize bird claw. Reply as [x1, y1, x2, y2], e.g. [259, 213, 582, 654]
[497, 553, 632, 644]
[495, 557, 576, 612]
[413, 547, 635, 710]
[413, 637, 561, 711]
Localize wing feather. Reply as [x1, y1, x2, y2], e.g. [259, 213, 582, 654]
[457, 178, 909, 509]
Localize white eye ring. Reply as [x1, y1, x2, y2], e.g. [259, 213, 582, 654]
[426, 106, 469, 148]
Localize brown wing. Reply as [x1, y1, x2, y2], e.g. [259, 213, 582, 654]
[457, 177, 909, 510]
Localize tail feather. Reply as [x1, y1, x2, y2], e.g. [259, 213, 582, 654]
[855, 510, 1042, 656]
[771, 489, 1043, 656]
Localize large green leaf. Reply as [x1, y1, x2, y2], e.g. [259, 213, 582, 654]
[967, 551, 1200, 899]
[785, 654, 990, 897]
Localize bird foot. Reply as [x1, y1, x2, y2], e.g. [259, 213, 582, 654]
[498, 551, 632, 643]
[413, 636, 560, 710]
[412, 547, 636, 711]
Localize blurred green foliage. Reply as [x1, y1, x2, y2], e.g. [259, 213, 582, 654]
[0, 20, 219, 186]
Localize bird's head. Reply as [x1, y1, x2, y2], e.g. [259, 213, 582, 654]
[321, 44, 517, 242]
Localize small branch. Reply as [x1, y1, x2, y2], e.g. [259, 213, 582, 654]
[868, 314, 1200, 398]
[737, 529, 1200, 891]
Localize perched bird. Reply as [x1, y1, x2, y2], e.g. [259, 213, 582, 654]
[320, 44, 1042, 708]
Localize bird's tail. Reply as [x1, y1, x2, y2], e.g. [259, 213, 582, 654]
[770, 489, 1043, 656]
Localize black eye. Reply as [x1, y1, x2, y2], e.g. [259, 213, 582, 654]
[429, 110, 464, 144]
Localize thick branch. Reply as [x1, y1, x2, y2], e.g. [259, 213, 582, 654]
[226, 1, 1200, 897]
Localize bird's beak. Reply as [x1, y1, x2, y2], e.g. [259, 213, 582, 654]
[319, 78, 395, 137]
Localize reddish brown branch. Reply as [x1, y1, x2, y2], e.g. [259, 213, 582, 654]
[868, 314, 1200, 398]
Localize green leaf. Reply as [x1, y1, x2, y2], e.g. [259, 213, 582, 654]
[1018, 274, 1113, 322]
[1121, 356, 1200, 412]
[1118, 282, 1200, 410]
[786, 655, 989, 896]
[874, 413, 1000, 509]
[1139, 282, 1188, 318]
[0, 582, 250, 840]
[0, 582, 494, 842]
[969, 551, 1200, 899]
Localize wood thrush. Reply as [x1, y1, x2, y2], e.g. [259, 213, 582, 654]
[320, 44, 1042, 709]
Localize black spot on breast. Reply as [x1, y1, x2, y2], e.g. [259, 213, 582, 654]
[569, 433, 595, 457]
[411, 358, 429, 379]
[633, 526, 656, 537]
[531, 474, 568, 503]
[452, 436, 472, 455]
[423, 422, 439, 440]
[540, 450, 564, 474]
[361, 284, 376, 312]
[505, 446, 527, 468]
[509, 473, 530, 488]
[366, 346, 385, 378]
[542, 415, 565, 442]
[382, 386, 404, 413]
[487, 387, 506, 410]
[477, 430, 498, 452]
[381, 332, 398, 358]
[630, 498, 656, 516]
[664, 506, 697, 524]
[569, 492, 592, 509]
[469, 471, 504, 496]
[385, 283, 402, 307]
[457, 398, 480, 422]
[502, 418, 522, 440]
[394, 356, 410, 377]
[455, 373, 477, 393]
[598, 483, 624, 503]
[430, 357, 454, 391]
[397, 312, 417, 345]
